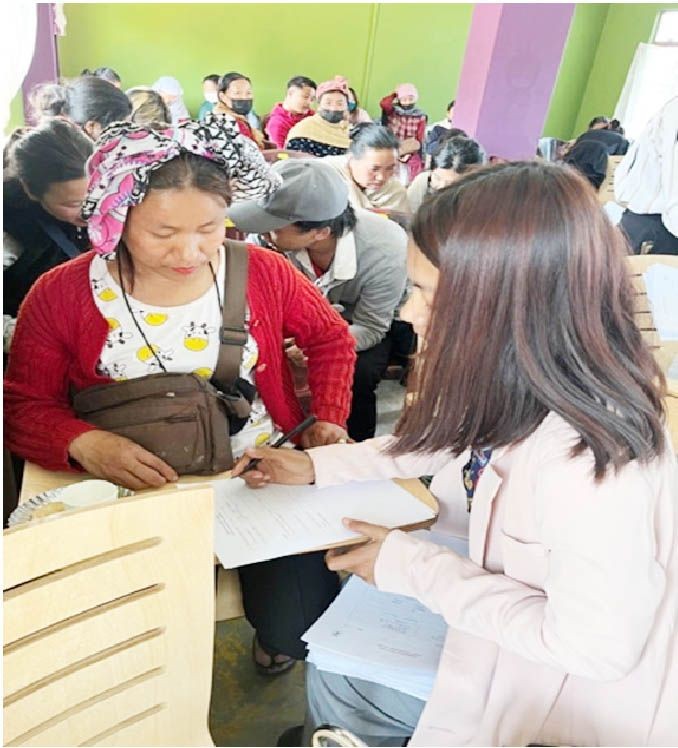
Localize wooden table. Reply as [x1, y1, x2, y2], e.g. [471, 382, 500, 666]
[17, 463, 438, 621]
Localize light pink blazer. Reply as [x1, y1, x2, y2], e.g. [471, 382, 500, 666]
[309, 412, 678, 746]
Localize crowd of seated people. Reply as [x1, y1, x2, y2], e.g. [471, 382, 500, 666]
[3, 63, 677, 748]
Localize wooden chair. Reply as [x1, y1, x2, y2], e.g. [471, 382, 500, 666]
[261, 148, 316, 163]
[628, 254, 678, 452]
[3, 486, 215, 747]
[598, 154, 625, 204]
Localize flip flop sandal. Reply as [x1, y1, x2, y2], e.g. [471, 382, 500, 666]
[252, 634, 296, 676]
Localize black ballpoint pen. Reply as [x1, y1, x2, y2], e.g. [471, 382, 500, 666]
[236, 414, 317, 476]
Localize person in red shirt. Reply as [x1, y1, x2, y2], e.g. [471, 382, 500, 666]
[4, 117, 356, 674]
[265, 75, 317, 149]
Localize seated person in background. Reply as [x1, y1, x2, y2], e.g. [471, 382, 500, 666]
[151, 76, 190, 124]
[408, 135, 482, 213]
[348, 87, 372, 126]
[4, 119, 93, 322]
[609, 118, 625, 135]
[266, 75, 317, 149]
[576, 114, 629, 156]
[425, 99, 456, 154]
[4, 118, 356, 674]
[212, 71, 264, 147]
[81, 66, 122, 88]
[324, 123, 410, 215]
[126, 87, 170, 125]
[615, 96, 678, 255]
[30, 76, 132, 140]
[237, 162, 677, 748]
[229, 159, 408, 442]
[197, 74, 220, 121]
[380, 83, 428, 183]
[286, 76, 350, 157]
[563, 138, 609, 190]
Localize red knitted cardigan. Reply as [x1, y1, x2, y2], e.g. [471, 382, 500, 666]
[4, 245, 357, 471]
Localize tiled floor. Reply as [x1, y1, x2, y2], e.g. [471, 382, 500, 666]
[209, 380, 407, 747]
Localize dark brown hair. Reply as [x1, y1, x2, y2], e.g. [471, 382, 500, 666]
[5, 118, 93, 198]
[118, 152, 231, 289]
[395, 161, 666, 477]
[30, 76, 131, 128]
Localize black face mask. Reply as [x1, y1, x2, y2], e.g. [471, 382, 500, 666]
[319, 109, 344, 124]
[230, 98, 253, 116]
[400, 103, 414, 110]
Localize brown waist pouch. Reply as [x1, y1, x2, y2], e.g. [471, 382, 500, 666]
[72, 239, 252, 475]
[72, 372, 251, 474]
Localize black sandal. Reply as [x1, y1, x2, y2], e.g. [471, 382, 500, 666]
[252, 634, 296, 676]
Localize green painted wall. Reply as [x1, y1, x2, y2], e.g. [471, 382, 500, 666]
[10, 3, 671, 143]
[57, 3, 473, 122]
[366, 4, 473, 120]
[543, 3, 609, 140]
[572, 3, 678, 135]
[5, 91, 25, 135]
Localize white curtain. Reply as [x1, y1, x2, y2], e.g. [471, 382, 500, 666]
[614, 43, 678, 140]
[1, 2, 37, 134]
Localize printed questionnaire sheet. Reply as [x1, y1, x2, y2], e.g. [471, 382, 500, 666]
[212, 479, 436, 568]
[303, 531, 468, 699]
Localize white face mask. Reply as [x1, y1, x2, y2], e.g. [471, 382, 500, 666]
[204, 91, 218, 104]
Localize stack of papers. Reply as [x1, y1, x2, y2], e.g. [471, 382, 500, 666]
[210, 479, 437, 569]
[303, 531, 468, 700]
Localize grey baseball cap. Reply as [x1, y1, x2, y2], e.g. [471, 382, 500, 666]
[226, 159, 350, 233]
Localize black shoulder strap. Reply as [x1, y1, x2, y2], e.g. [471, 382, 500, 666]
[213, 240, 249, 388]
[36, 218, 81, 260]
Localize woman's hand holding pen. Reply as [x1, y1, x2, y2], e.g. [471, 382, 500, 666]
[232, 447, 316, 488]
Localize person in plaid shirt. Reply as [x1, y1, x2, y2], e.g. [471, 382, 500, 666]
[380, 83, 428, 184]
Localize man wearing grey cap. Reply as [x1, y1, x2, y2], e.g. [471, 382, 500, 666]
[228, 159, 408, 441]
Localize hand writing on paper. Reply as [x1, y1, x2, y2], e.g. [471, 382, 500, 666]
[325, 519, 391, 586]
[231, 446, 315, 488]
[300, 421, 349, 448]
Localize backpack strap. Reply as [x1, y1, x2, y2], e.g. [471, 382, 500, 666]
[213, 240, 249, 388]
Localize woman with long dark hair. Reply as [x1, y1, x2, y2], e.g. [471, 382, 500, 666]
[4, 119, 94, 321]
[234, 161, 677, 746]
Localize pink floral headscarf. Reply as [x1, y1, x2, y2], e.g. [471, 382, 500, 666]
[82, 115, 281, 254]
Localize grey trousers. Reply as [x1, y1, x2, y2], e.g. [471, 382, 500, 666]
[303, 663, 425, 747]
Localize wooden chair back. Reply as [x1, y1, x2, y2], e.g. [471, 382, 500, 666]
[598, 154, 625, 204]
[262, 148, 315, 163]
[628, 254, 678, 452]
[3, 487, 215, 747]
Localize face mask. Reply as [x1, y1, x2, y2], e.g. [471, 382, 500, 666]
[400, 103, 415, 111]
[347, 102, 357, 113]
[204, 92, 218, 104]
[319, 109, 344, 124]
[230, 98, 253, 116]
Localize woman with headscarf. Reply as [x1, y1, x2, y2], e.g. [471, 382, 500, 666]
[286, 76, 351, 157]
[4, 116, 356, 675]
[380, 83, 428, 184]
[151, 76, 190, 124]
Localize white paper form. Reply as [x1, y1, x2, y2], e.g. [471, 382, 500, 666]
[212, 479, 436, 569]
[644, 264, 678, 341]
[303, 530, 468, 700]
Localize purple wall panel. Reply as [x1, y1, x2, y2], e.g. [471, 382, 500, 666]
[22, 3, 59, 124]
[455, 4, 574, 160]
